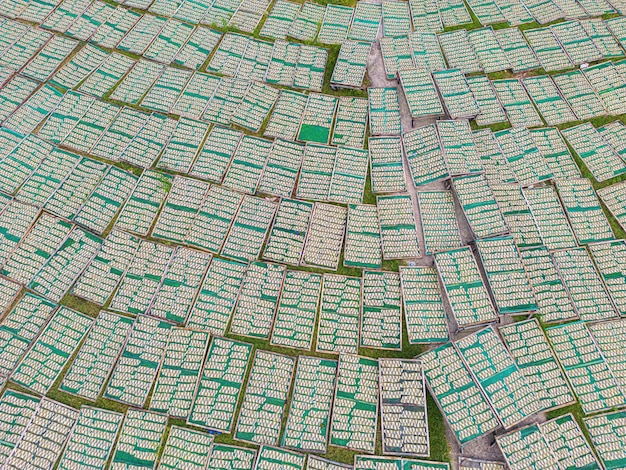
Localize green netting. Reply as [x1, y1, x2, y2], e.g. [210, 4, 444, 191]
[490, 184, 541, 249]
[188, 337, 252, 432]
[457, 326, 544, 428]
[330, 354, 378, 452]
[468, 27, 509, 73]
[264, 90, 307, 140]
[65, 2, 117, 41]
[270, 271, 322, 350]
[255, 446, 305, 470]
[466, 0, 505, 24]
[298, 93, 337, 144]
[104, 315, 172, 407]
[408, 0, 442, 33]
[11, 306, 93, 395]
[403, 124, 448, 186]
[293, 44, 327, 92]
[522, 0, 563, 24]
[152, 177, 210, 243]
[61, 100, 120, 154]
[191, 126, 242, 182]
[523, 27, 573, 72]
[398, 68, 444, 119]
[110, 409, 167, 470]
[581, 19, 623, 59]
[552, 70, 607, 121]
[263, 198, 312, 266]
[583, 61, 626, 115]
[260, 0, 300, 39]
[437, 0, 472, 27]
[257, 139, 305, 197]
[0, 389, 40, 466]
[0, 292, 56, 376]
[150, 329, 209, 418]
[546, 321, 626, 414]
[301, 203, 347, 270]
[459, 458, 505, 470]
[44, 156, 108, 221]
[28, 227, 102, 303]
[90, 107, 148, 161]
[551, 20, 602, 65]
[148, 248, 212, 324]
[417, 191, 461, 254]
[235, 351, 295, 445]
[145, 19, 194, 64]
[5, 83, 63, 135]
[400, 266, 448, 344]
[607, 16, 626, 50]
[231, 82, 279, 132]
[361, 271, 401, 350]
[41, 0, 91, 33]
[377, 194, 420, 260]
[173, 27, 221, 69]
[237, 38, 273, 82]
[38, 91, 92, 144]
[117, 14, 168, 55]
[492, 78, 544, 128]
[496, 424, 559, 469]
[380, 36, 416, 79]
[452, 174, 508, 239]
[109, 240, 174, 316]
[329, 146, 368, 203]
[60, 310, 133, 400]
[599, 120, 626, 162]
[158, 426, 213, 470]
[420, 343, 499, 445]
[0, 277, 19, 316]
[555, 245, 613, 322]
[558, 178, 614, 244]
[186, 257, 246, 335]
[439, 30, 483, 74]
[141, 68, 193, 115]
[381, 0, 411, 37]
[201, 0, 240, 26]
[73, 166, 138, 235]
[584, 411, 626, 470]
[207, 444, 256, 470]
[331, 40, 370, 89]
[369, 136, 406, 193]
[289, 2, 323, 40]
[116, 170, 173, 236]
[184, 185, 243, 253]
[598, 180, 626, 231]
[220, 195, 277, 263]
[494, 0, 533, 26]
[589, 319, 626, 395]
[437, 119, 482, 176]
[561, 123, 625, 182]
[72, 229, 140, 305]
[529, 127, 580, 182]
[348, 1, 381, 42]
[0, 75, 39, 123]
[472, 129, 516, 185]
[91, 7, 141, 48]
[1, 212, 72, 285]
[120, 113, 177, 168]
[344, 204, 382, 269]
[355, 456, 449, 469]
[282, 356, 336, 453]
[229, 261, 284, 339]
[432, 69, 479, 119]
[500, 318, 574, 411]
[57, 407, 123, 470]
[524, 189, 574, 252]
[203, 77, 249, 125]
[523, 75, 577, 126]
[318, 4, 353, 44]
[588, 240, 626, 318]
[368, 87, 402, 136]
[494, 127, 553, 186]
[317, 274, 361, 354]
[3, 399, 78, 470]
[308, 456, 352, 470]
[434, 247, 497, 328]
[494, 27, 539, 72]
[330, 96, 368, 149]
[49, 44, 107, 89]
[110, 59, 165, 105]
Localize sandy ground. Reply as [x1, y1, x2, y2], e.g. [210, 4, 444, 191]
[365, 23, 548, 468]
